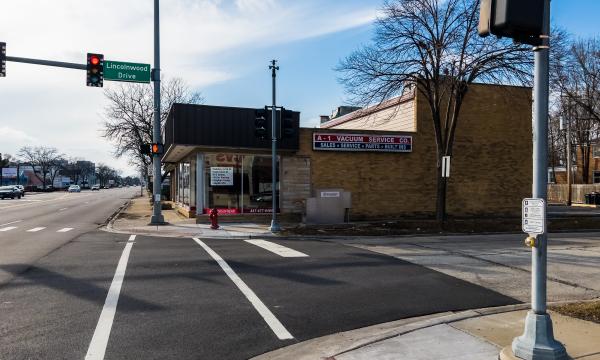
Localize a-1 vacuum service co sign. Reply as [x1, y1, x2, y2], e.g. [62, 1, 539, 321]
[313, 133, 412, 153]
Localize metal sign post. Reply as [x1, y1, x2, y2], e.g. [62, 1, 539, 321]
[510, 0, 568, 359]
[269, 59, 281, 232]
[150, 0, 165, 225]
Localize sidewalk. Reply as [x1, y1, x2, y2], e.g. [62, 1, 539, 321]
[252, 304, 600, 360]
[107, 195, 275, 238]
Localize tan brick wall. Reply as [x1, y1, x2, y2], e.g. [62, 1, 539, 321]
[291, 83, 532, 219]
[440, 84, 533, 216]
[296, 126, 437, 219]
[281, 156, 311, 213]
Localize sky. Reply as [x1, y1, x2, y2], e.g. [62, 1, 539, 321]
[0, 0, 599, 176]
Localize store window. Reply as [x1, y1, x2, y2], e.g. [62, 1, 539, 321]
[593, 170, 600, 184]
[203, 153, 279, 214]
[178, 162, 191, 206]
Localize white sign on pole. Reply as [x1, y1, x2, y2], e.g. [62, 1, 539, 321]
[442, 156, 451, 178]
[320, 191, 340, 198]
[1, 168, 17, 178]
[522, 198, 545, 235]
[210, 167, 234, 186]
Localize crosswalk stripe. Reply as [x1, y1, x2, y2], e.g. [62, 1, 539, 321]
[245, 240, 309, 258]
[57, 228, 74, 232]
[27, 227, 46, 232]
[0, 226, 17, 232]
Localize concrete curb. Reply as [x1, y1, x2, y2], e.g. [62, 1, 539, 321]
[102, 198, 133, 231]
[251, 304, 530, 360]
[252, 299, 600, 360]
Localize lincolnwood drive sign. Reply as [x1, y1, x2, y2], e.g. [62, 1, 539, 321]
[104, 60, 151, 83]
[313, 133, 412, 153]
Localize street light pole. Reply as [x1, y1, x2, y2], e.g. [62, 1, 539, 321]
[269, 59, 281, 232]
[150, 0, 165, 225]
[511, 1, 568, 359]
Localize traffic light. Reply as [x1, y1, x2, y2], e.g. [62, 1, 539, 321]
[0, 42, 6, 77]
[151, 143, 164, 155]
[281, 109, 295, 138]
[478, 0, 544, 46]
[86, 53, 104, 87]
[140, 143, 152, 156]
[255, 108, 268, 139]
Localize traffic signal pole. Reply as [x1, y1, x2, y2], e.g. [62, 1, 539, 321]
[269, 60, 281, 232]
[510, 1, 568, 359]
[150, 0, 165, 225]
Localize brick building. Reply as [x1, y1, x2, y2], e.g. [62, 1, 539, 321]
[162, 83, 532, 222]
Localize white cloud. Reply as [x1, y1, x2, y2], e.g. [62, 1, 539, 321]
[0, 1, 377, 174]
[0, 126, 38, 144]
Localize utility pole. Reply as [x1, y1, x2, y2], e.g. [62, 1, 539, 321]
[150, 0, 165, 224]
[510, 0, 568, 359]
[566, 112, 572, 206]
[269, 59, 281, 232]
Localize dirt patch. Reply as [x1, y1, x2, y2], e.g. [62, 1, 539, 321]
[551, 301, 600, 324]
[119, 213, 148, 220]
[283, 216, 600, 236]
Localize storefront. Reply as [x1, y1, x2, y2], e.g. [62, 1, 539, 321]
[163, 103, 297, 218]
[164, 83, 534, 222]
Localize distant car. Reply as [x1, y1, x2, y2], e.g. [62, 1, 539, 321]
[0, 186, 21, 199]
[91, 184, 100, 191]
[104, 186, 110, 189]
[68, 185, 81, 193]
[15, 185, 25, 196]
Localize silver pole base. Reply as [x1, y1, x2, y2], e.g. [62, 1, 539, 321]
[269, 220, 281, 232]
[150, 213, 166, 225]
[512, 311, 568, 360]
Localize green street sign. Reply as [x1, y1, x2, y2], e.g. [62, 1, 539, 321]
[104, 60, 151, 83]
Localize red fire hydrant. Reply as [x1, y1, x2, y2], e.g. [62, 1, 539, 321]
[209, 208, 219, 230]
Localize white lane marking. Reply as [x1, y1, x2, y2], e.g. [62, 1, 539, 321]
[0, 193, 93, 210]
[0, 226, 18, 232]
[27, 227, 46, 232]
[57, 228, 74, 233]
[59, 208, 68, 211]
[0, 220, 22, 227]
[85, 235, 136, 360]
[244, 240, 309, 258]
[192, 237, 293, 340]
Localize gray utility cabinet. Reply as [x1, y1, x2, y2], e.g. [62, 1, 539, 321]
[305, 188, 351, 224]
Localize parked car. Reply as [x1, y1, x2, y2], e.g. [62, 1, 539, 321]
[68, 185, 81, 193]
[15, 185, 25, 196]
[91, 184, 100, 191]
[0, 186, 22, 199]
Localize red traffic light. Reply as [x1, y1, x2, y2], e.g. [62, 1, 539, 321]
[151, 143, 164, 155]
[90, 56, 100, 66]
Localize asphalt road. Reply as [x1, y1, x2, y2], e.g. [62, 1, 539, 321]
[0, 228, 518, 359]
[0, 187, 139, 285]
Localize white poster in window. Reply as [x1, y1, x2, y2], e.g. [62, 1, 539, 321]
[210, 167, 234, 186]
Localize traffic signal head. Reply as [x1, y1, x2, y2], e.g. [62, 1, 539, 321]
[478, 0, 544, 46]
[281, 109, 295, 138]
[255, 108, 268, 139]
[0, 42, 6, 77]
[140, 143, 152, 156]
[151, 143, 164, 155]
[87, 53, 104, 87]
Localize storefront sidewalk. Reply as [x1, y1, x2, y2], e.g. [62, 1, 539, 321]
[252, 304, 600, 360]
[106, 195, 275, 239]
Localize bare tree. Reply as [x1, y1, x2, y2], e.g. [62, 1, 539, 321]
[102, 77, 203, 174]
[337, 0, 532, 222]
[18, 146, 64, 189]
[554, 38, 600, 183]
